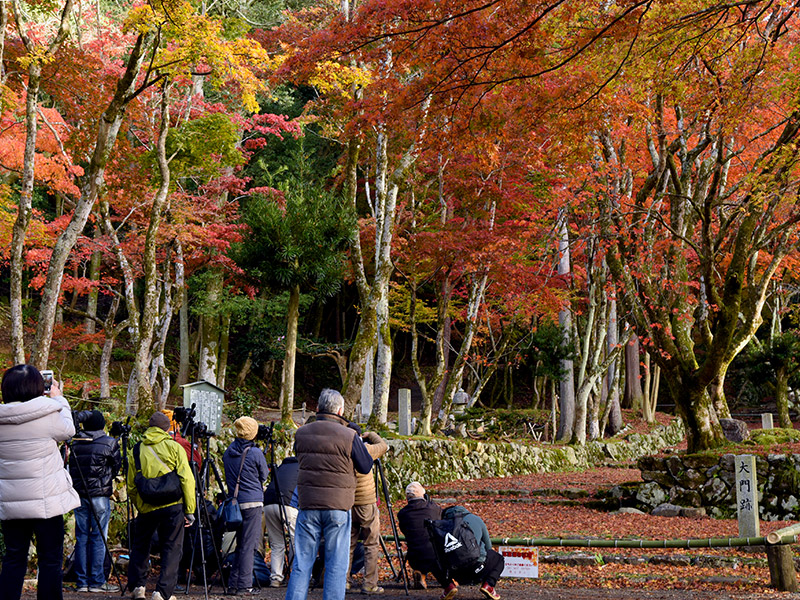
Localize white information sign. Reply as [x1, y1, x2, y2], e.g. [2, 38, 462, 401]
[185, 387, 223, 434]
[498, 546, 539, 578]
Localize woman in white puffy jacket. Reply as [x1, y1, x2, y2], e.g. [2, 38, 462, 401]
[0, 364, 81, 600]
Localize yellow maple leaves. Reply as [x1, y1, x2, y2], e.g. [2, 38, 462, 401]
[309, 61, 373, 97]
[123, 0, 272, 113]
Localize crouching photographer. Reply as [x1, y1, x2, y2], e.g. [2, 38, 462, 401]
[0, 365, 80, 600]
[426, 504, 504, 600]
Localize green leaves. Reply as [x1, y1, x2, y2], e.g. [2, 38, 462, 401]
[235, 181, 351, 298]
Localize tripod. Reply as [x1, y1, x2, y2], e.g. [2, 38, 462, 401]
[183, 427, 227, 598]
[375, 459, 409, 595]
[263, 422, 294, 577]
[64, 436, 124, 593]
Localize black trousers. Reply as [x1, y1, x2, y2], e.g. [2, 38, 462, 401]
[128, 504, 185, 599]
[451, 549, 505, 588]
[0, 515, 65, 600]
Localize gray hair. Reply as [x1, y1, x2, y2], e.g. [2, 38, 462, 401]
[318, 388, 345, 415]
[405, 481, 426, 499]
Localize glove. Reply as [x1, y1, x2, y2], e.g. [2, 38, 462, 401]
[184, 514, 196, 527]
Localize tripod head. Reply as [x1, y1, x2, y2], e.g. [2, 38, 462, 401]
[256, 421, 275, 444]
[174, 403, 215, 440]
[109, 418, 132, 438]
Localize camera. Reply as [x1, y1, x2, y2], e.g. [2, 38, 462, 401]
[174, 404, 213, 438]
[193, 420, 212, 437]
[256, 422, 274, 442]
[71, 410, 93, 430]
[41, 370, 53, 393]
[110, 420, 132, 437]
[173, 404, 197, 426]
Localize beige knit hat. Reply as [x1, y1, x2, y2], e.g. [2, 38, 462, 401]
[233, 416, 259, 441]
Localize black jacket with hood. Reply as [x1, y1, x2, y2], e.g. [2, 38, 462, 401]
[68, 430, 121, 498]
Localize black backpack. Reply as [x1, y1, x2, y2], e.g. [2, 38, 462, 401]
[425, 513, 482, 577]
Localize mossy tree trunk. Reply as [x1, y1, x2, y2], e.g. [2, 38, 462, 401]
[775, 365, 793, 429]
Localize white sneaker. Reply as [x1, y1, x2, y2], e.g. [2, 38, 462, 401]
[132, 587, 146, 600]
[151, 592, 177, 600]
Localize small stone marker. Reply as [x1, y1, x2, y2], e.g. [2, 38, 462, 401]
[762, 413, 774, 430]
[734, 454, 759, 538]
[398, 388, 411, 436]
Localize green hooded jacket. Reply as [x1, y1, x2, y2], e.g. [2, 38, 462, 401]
[126, 426, 196, 514]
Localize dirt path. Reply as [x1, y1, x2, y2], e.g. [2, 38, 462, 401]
[35, 580, 793, 600]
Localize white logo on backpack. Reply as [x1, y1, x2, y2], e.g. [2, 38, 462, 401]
[444, 532, 462, 553]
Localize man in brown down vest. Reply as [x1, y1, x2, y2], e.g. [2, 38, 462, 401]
[285, 389, 373, 600]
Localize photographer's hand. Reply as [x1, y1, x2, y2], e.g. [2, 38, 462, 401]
[48, 381, 62, 398]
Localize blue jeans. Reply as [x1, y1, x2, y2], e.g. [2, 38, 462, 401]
[285, 509, 351, 600]
[74, 496, 111, 587]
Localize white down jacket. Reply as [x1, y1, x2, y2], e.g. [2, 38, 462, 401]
[0, 394, 81, 520]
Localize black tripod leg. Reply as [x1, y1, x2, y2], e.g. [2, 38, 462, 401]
[376, 459, 410, 595]
[378, 533, 398, 578]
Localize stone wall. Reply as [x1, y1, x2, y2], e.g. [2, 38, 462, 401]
[377, 419, 686, 499]
[636, 453, 800, 520]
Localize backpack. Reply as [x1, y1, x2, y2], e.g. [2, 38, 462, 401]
[425, 513, 482, 577]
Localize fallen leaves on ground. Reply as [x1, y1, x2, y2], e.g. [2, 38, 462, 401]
[382, 461, 796, 594]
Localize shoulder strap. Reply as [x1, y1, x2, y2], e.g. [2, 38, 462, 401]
[147, 444, 172, 473]
[232, 446, 251, 498]
[133, 442, 142, 473]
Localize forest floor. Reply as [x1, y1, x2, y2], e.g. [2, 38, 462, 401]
[20, 409, 800, 599]
[29, 459, 800, 600]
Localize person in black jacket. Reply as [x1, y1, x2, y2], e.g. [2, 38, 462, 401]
[397, 482, 446, 592]
[263, 456, 299, 587]
[68, 410, 121, 593]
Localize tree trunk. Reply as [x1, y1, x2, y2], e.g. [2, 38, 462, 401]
[431, 278, 453, 419]
[373, 284, 392, 424]
[441, 269, 490, 419]
[556, 216, 576, 441]
[218, 314, 230, 390]
[710, 369, 732, 419]
[669, 373, 725, 453]
[342, 299, 377, 416]
[624, 333, 644, 411]
[343, 96, 430, 417]
[133, 88, 172, 416]
[776, 365, 793, 429]
[176, 240, 190, 387]
[10, 61, 42, 364]
[98, 294, 120, 399]
[280, 284, 301, 423]
[84, 226, 102, 335]
[198, 270, 222, 385]
[31, 32, 152, 369]
[605, 298, 624, 435]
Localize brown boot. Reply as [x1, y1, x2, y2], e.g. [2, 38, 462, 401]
[412, 571, 427, 590]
